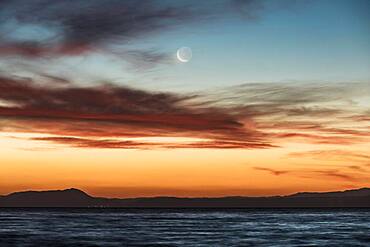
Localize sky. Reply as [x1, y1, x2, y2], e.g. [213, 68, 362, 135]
[0, 0, 369, 197]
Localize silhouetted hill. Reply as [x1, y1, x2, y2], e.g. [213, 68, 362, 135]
[0, 188, 369, 208]
[290, 188, 370, 198]
[1, 188, 94, 207]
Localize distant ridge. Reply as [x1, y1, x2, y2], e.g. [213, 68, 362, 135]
[0, 188, 369, 208]
[6, 188, 90, 198]
[290, 188, 370, 198]
[2, 188, 94, 207]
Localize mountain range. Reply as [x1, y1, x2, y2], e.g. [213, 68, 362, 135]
[0, 188, 369, 208]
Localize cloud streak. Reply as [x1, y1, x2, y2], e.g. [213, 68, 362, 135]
[0, 0, 263, 63]
[253, 167, 289, 176]
[289, 150, 370, 162]
[0, 1, 188, 55]
[209, 82, 370, 145]
[0, 75, 369, 150]
[313, 170, 356, 181]
[253, 166, 367, 182]
[0, 75, 270, 149]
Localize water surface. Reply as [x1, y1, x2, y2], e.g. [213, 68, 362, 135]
[0, 208, 369, 246]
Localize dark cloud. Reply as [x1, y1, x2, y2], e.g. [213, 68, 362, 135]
[253, 167, 289, 176]
[0, 0, 262, 61]
[231, 0, 264, 18]
[287, 150, 370, 178]
[253, 166, 367, 182]
[1, 75, 369, 149]
[37, 74, 72, 85]
[0, 0, 269, 75]
[115, 49, 172, 71]
[0, 74, 270, 149]
[0, 1, 188, 55]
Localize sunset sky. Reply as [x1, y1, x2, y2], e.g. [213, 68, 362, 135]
[0, 0, 369, 198]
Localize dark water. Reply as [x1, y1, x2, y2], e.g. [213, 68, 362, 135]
[0, 208, 369, 247]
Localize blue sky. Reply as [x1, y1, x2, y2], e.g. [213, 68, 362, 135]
[148, 0, 370, 91]
[1, 0, 369, 93]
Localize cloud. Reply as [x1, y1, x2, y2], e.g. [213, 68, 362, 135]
[253, 167, 289, 176]
[346, 165, 367, 172]
[1, 75, 369, 149]
[313, 170, 356, 181]
[208, 82, 370, 145]
[231, 0, 264, 18]
[289, 150, 370, 162]
[0, 74, 270, 149]
[31, 137, 154, 149]
[0, 0, 263, 60]
[37, 73, 72, 85]
[114, 49, 173, 72]
[273, 132, 364, 145]
[217, 82, 370, 113]
[31, 137, 273, 150]
[287, 149, 370, 180]
[0, 0, 269, 77]
[253, 166, 367, 182]
[0, 1, 182, 54]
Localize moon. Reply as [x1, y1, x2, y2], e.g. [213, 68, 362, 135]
[176, 47, 192, 63]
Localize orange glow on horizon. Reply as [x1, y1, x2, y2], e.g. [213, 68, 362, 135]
[1, 133, 369, 198]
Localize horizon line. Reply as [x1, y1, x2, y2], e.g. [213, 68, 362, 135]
[3, 187, 369, 200]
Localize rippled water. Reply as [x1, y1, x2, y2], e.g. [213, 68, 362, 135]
[0, 208, 369, 246]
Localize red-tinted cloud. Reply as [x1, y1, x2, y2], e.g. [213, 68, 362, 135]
[1, 76, 369, 149]
[210, 82, 370, 145]
[31, 137, 274, 150]
[0, 75, 268, 149]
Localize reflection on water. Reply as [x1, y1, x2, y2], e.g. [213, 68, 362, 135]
[0, 208, 369, 246]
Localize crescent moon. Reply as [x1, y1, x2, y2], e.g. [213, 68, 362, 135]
[176, 47, 192, 63]
[176, 50, 187, 62]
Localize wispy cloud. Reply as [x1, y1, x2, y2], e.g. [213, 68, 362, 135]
[0, 1, 188, 56]
[0, 0, 263, 62]
[313, 170, 356, 181]
[253, 166, 367, 182]
[209, 82, 370, 145]
[0, 75, 369, 149]
[289, 150, 370, 162]
[0, 75, 271, 149]
[253, 167, 289, 176]
[346, 165, 367, 172]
